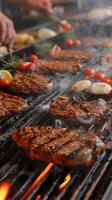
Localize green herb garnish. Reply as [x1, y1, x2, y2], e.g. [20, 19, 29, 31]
[0, 54, 21, 71]
[62, 30, 76, 40]
[34, 41, 55, 55]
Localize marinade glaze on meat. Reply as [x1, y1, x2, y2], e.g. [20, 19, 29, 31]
[52, 50, 92, 62]
[0, 92, 28, 119]
[12, 126, 107, 167]
[50, 96, 108, 125]
[34, 59, 82, 73]
[10, 72, 54, 94]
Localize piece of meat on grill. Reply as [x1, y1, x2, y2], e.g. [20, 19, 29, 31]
[10, 72, 54, 95]
[0, 92, 28, 119]
[12, 126, 108, 168]
[12, 126, 66, 148]
[34, 59, 82, 73]
[50, 96, 108, 126]
[52, 50, 92, 63]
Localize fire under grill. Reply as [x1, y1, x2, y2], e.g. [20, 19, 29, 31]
[0, 22, 112, 200]
[0, 111, 112, 200]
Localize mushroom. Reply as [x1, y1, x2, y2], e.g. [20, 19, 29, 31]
[89, 82, 111, 95]
[71, 80, 91, 93]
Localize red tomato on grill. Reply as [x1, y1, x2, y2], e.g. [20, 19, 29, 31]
[94, 72, 105, 81]
[65, 38, 73, 47]
[28, 54, 38, 62]
[0, 79, 11, 87]
[84, 67, 95, 77]
[73, 39, 81, 47]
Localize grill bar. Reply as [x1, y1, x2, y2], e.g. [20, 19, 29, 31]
[11, 163, 47, 200]
[27, 170, 53, 200]
[83, 152, 112, 200]
[102, 181, 112, 200]
[70, 152, 106, 200]
[42, 171, 68, 200]
[20, 163, 54, 200]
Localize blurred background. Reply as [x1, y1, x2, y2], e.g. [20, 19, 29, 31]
[1, 0, 76, 30]
[1, 0, 112, 31]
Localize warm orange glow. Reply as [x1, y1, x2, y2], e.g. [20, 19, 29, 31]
[21, 163, 54, 200]
[0, 181, 10, 200]
[59, 173, 71, 191]
[35, 195, 41, 200]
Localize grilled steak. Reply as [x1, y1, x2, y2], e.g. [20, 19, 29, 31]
[50, 96, 108, 126]
[0, 92, 28, 119]
[10, 72, 54, 95]
[52, 50, 92, 63]
[12, 126, 107, 167]
[34, 59, 82, 73]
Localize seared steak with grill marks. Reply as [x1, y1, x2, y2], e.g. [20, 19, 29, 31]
[0, 92, 28, 119]
[34, 59, 82, 73]
[50, 96, 108, 126]
[12, 126, 107, 167]
[52, 50, 92, 63]
[10, 72, 54, 95]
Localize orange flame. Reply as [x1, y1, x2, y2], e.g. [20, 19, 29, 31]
[0, 181, 10, 200]
[21, 163, 54, 200]
[35, 195, 41, 200]
[59, 173, 71, 191]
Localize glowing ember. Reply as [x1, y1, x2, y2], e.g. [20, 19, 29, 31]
[59, 173, 71, 191]
[21, 163, 54, 200]
[35, 195, 41, 200]
[0, 181, 10, 200]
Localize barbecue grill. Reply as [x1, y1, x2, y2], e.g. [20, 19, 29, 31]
[0, 20, 112, 200]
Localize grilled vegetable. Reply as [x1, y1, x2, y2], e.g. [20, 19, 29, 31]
[28, 54, 38, 62]
[84, 67, 95, 77]
[71, 80, 91, 93]
[73, 39, 81, 47]
[65, 38, 73, 47]
[94, 72, 105, 81]
[89, 82, 111, 95]
[38, 28, 57, 39]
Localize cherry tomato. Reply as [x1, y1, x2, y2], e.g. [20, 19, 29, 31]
[65, 38, 73, 47]
[17, 61, 35, 71]
[94, 72, 105, 81]
[73, 39, 81, 47]
[62, 23, 72, 31]
[17, 61, 27, 71]
[47, 51, 54, 57]
[27, 63, 36, 71]
[105, 79, 112, 86]
[101, 78, 109, 84]
[28, 54, 38, 62]
[84, 67, 95, 77]
[52, 45, 61, 52]
[0, 79, 10, 87]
